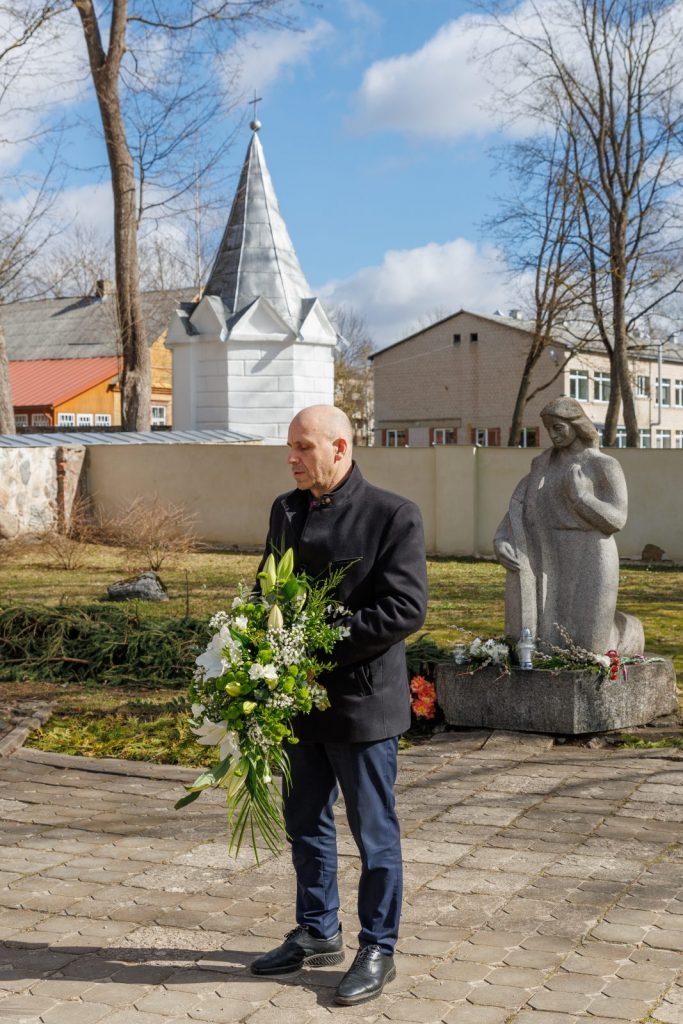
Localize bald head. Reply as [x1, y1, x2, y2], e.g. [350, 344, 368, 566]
[287, 405, 354, 496]
[291, 405, 353, 445]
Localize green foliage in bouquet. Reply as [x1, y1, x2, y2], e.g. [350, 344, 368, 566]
[175, 549, 350, 859]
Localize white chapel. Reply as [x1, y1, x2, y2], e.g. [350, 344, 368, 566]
[166, 121, 336, 441]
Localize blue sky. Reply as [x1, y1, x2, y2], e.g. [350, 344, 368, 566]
[241, 0, 518, 344]
[3, 0, 536, 347]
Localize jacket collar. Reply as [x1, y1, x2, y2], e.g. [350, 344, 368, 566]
[282, 461, 363, 518]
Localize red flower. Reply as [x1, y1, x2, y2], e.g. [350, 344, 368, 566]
[606, 649, 620, 680]
[410, 676, 437, 719]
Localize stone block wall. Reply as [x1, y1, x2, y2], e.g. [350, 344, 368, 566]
[0, 446, 86, 539]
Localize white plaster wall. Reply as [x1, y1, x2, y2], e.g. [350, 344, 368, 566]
[169, 344, 196, 431]
[84, 444, 683, 561]
[224, 340, 334, 440]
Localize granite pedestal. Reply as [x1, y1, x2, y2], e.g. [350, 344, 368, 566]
[436, 657, 678, 735]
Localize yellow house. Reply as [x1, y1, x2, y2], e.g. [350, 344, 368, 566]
[1, 284, 194, 430]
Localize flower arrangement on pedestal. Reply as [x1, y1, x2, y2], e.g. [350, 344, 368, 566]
[450, 627, 647, 681]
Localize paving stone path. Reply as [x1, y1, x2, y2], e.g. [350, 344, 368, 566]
[1, 731, 682, 1023]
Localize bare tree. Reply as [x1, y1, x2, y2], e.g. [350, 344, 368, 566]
[486, 0, 683, 445]
[330, 306, 375, 446]
[64, 0, 295, 430]
[35, 224, 113, 298]
[489, 126, 591, 445]
[0, 2, 71, 432]
[0, 322, 14, 433]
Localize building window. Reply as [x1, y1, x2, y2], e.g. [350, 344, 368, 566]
[469, 332, 478, 342]
[31, 413, 50, 427]
[639, 428, 651, 448]
[676, 430, 683, 449]
[569, 370, 589, 401]
[95, 414, 112, 426]
[594, 371, 611, 403]
[57, 413, 76, 426]
[77, 413, 93, 426]
[519, 427, 538, 448]
[656, 377, 671, 406]
[453, 333, 461, 344]
[384, 429, 407, 447]
[636, 375, 651, 398]
[656, 429, 672, 449]
[616, 427, 627, 448]
[430, 427, 456, 445]
[151, 405, 167, 425]
[675, 379, 683, 407]
[470, 427, 501, 447]
[14, 414, 28, 427]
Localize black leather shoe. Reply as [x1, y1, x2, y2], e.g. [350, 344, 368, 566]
[250, 925, 344, 976]
[334, 944, 396, 1005]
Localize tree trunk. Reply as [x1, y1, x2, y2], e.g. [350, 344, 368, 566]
[603, 358, 621, 446]
[0, 322, 15, 434]
[73, 0, 150, 431]
[611, 247, 638, 446]
[508, 364, 532, 446]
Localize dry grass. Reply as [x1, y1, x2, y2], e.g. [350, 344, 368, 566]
[2, 542, 680, 763]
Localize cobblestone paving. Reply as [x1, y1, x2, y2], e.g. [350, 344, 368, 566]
[0, 732, 682, 1023]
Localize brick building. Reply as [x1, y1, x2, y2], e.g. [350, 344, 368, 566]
[371, 308, 683, 448]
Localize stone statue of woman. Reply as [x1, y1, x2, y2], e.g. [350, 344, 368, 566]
[493, 397, 644, 657]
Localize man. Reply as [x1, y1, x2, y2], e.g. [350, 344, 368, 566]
[250, 405, 428, 1006]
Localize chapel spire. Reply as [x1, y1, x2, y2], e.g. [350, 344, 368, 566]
[203, 120, 313, 328]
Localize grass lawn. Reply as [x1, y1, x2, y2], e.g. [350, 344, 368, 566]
[1, 540, 680, 762]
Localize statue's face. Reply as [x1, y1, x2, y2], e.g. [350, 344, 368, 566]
[546, 417, 577, 448]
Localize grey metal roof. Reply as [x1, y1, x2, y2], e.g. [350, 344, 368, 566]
[0, 428, 261, 448]
[0, 287, 197, 361]
[203, 126, 313, 330]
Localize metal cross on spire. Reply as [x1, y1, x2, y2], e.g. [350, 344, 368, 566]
[250, 92, 263, 131]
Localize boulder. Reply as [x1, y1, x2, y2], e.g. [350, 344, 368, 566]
[107, 571, 169, 602]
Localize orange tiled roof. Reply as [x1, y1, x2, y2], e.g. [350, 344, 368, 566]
[9, 357, 119, 408]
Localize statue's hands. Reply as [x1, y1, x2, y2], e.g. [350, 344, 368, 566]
[565, 463, 592, 506]
[494, 538, 520, 571]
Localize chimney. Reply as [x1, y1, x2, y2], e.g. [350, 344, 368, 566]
[95, 279, 115, 299]
[509, 308, 524, 321]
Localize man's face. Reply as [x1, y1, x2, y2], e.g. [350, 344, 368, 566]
[287, 415, 341, 497]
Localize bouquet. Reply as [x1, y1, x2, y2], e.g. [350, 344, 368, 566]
[175, 548, 349, 858]
[453, 636, 511, 670]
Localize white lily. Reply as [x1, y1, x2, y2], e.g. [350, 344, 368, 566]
[268, 604, 284, 630]
[191, 717, 241, 762]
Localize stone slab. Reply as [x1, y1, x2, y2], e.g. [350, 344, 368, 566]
[436, 658, 678, 735]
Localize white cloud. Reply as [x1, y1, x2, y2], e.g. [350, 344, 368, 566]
[50, 183, 114, 238]
[223, 20, 334, 99]
[319, 238, 515, 347]
[349, 0, 683, 142]
[348, 14, 516, 140]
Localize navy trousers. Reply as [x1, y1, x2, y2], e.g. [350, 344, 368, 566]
[282, 736, 402, 955]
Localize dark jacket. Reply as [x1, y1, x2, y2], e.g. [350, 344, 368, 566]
[261, 463, 428, 743]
